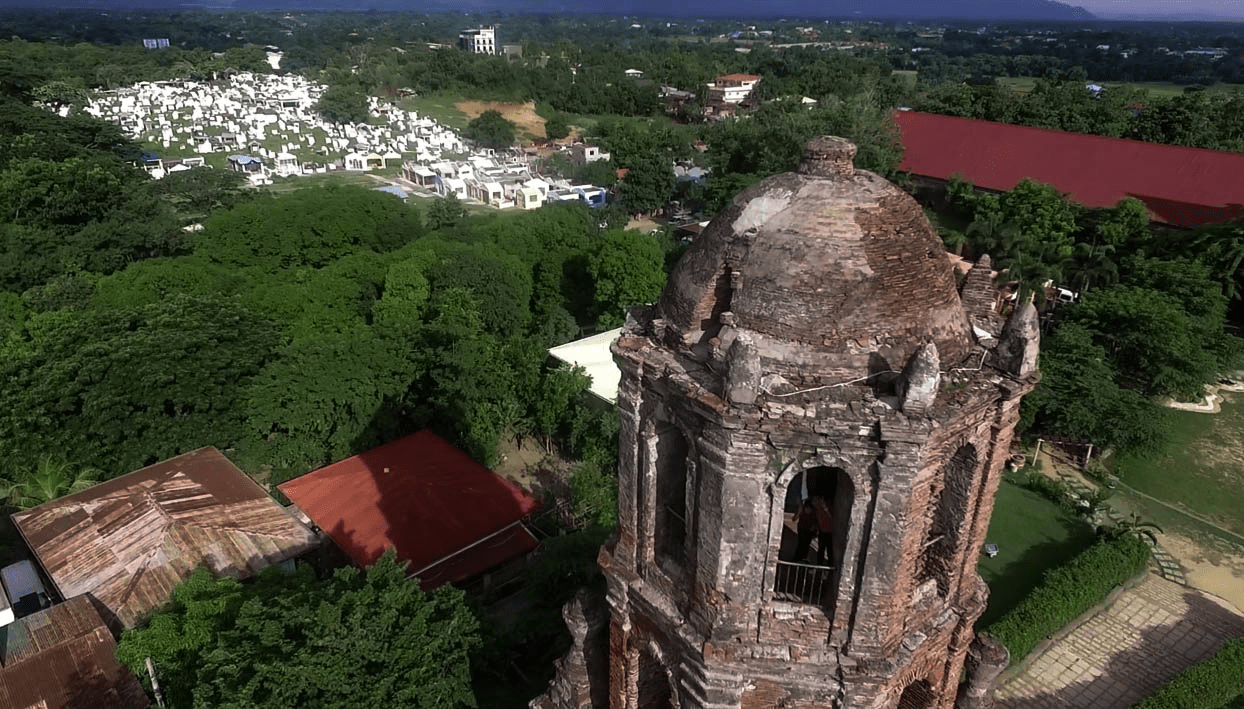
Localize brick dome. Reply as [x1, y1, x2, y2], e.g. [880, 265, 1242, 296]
[656, 137, 974, 380]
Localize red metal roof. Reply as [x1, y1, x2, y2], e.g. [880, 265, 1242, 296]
[12, 448, 318, 629]
[893, 111, 1244, 229]
[278, 431, 541, 589]
[0, 596, 149, 709]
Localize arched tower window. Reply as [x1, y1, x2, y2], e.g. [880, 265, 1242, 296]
[896, 679, 936, 709]
[916, 444, 977, 597]
[652, 422, 689, 566]
[637, 645, 675, 708]
[774, 466, 852, 607]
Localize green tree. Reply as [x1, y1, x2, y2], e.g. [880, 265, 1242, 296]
[588, 229, 666, 326]
[1026, 323, 1169, 454]
[315, 82, 370, 124]
[244, 330, 417, 472]
[426, 193, 469, 230]
[1190, 218, 1244, 300]
[543, 114, 570, 141]
[464, 109, 517, 151]
[0, 456, 99, 509]
[0, 294, 279, 474]
[195, 186, 422, 271]
[150, 167, 252, 218]
[116, 552, 481, 709]
[1068, 285, 1221, 399]
[617, 151, 674, 215]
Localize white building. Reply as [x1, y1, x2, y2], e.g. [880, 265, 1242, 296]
[706, 74, 762, 105]
[459, 27, 497, 55]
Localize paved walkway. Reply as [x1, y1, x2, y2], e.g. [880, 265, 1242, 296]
[996, 573, 1244, 709]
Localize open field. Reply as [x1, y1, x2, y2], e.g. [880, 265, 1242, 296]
[977, 480, 1096, 627]
[456, 99, 547, 140]
[1117, 392, 1244, 539]
[996, 76, 1244, 96]
[397, 92, 472, 130]
[399, 93, 551, 141]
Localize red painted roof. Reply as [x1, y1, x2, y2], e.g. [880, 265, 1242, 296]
[893, 111, 1244, 229]
[278, 431, 541, 589]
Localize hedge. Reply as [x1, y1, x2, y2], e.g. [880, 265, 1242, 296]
[986, 535, 1151, 663]
[1131, 637, 1244, 709]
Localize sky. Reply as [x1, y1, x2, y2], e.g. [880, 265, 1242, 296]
[1072, 0, 1244, 18]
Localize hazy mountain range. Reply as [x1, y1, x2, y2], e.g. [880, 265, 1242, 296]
[0, 0, 1100, 21]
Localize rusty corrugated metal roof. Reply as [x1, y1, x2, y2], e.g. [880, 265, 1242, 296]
[12, 448, 318, 629]
[0, 595, 149, 709]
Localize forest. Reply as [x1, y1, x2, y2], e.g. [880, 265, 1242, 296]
[0, 8, 1242, 707]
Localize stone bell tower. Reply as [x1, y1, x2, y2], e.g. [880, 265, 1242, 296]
[535, 137, 1039, 709]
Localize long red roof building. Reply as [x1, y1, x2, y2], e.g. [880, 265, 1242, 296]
[278, 431, 541, 589]
[893, 110, 1244, 229]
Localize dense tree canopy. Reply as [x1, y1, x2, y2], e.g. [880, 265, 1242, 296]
[463, 109, 518, 150]
[116, 552, 481, 709]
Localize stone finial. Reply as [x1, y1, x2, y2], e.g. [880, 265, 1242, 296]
[798, 136, 856, 177]
[954, 633, 1009, 709]
[725, 331, 763, 406]
[995, 303, 1040, 377]
[899, 343, 940, 416]
[960, 254, 1000, 325]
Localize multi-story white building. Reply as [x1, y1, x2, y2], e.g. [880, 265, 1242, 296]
[459, 27, 497, 55]
[706, 73, 762, 105]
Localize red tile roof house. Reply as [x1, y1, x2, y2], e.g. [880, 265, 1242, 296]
[278, 431, 542, 591]
[893, 110, 1244, 229]
[12, 447, 319, 631]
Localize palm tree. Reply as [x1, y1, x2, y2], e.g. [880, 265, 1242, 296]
[966, 211, 1021, 258]
[1070, 239, 1119, 294]
[1190, 219, 1244, 300]
[1101, 512, 1164, 546]
[1, 457, 102, 510]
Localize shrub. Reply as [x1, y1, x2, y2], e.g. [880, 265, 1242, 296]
[986, 535, 1151, 663]
[1132, 637, 1244, 709]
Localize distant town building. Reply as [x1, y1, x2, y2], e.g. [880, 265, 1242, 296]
[706, 73, 762, 105]
[705, 73, 763, 118]
[459, 26, 497, 55]
[142, 38, 170, 50]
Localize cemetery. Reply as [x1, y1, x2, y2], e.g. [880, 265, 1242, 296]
[80, 72, 612, 210]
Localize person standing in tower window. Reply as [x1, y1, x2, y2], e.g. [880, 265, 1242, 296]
[794, 499, 816, 563]
[812, 496, 833, 566]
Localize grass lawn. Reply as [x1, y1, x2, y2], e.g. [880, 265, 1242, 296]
[397, 92, 471, 131]
[263, 171, 379, 193]
[977, 480, 1096, 628]
[996, 76, 1244, 97]
[1116, 392, 1244, 539]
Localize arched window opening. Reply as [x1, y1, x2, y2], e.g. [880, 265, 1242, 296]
[637, 647, 674, 709]
[774, 466, 852, 606]
[897, 679, 937, 709]
[652, 422, 689, 566]
[916, 444, 977, 597]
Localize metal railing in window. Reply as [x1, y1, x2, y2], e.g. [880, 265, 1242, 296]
[773, 560, 834, 604]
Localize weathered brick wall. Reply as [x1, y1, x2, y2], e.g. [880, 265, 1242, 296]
[534, 140, 1040, 709]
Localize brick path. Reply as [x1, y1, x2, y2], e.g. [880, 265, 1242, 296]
[995, 573, 1244, 709]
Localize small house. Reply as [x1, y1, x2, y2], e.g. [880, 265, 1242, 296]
[227, 154, 263, 173]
